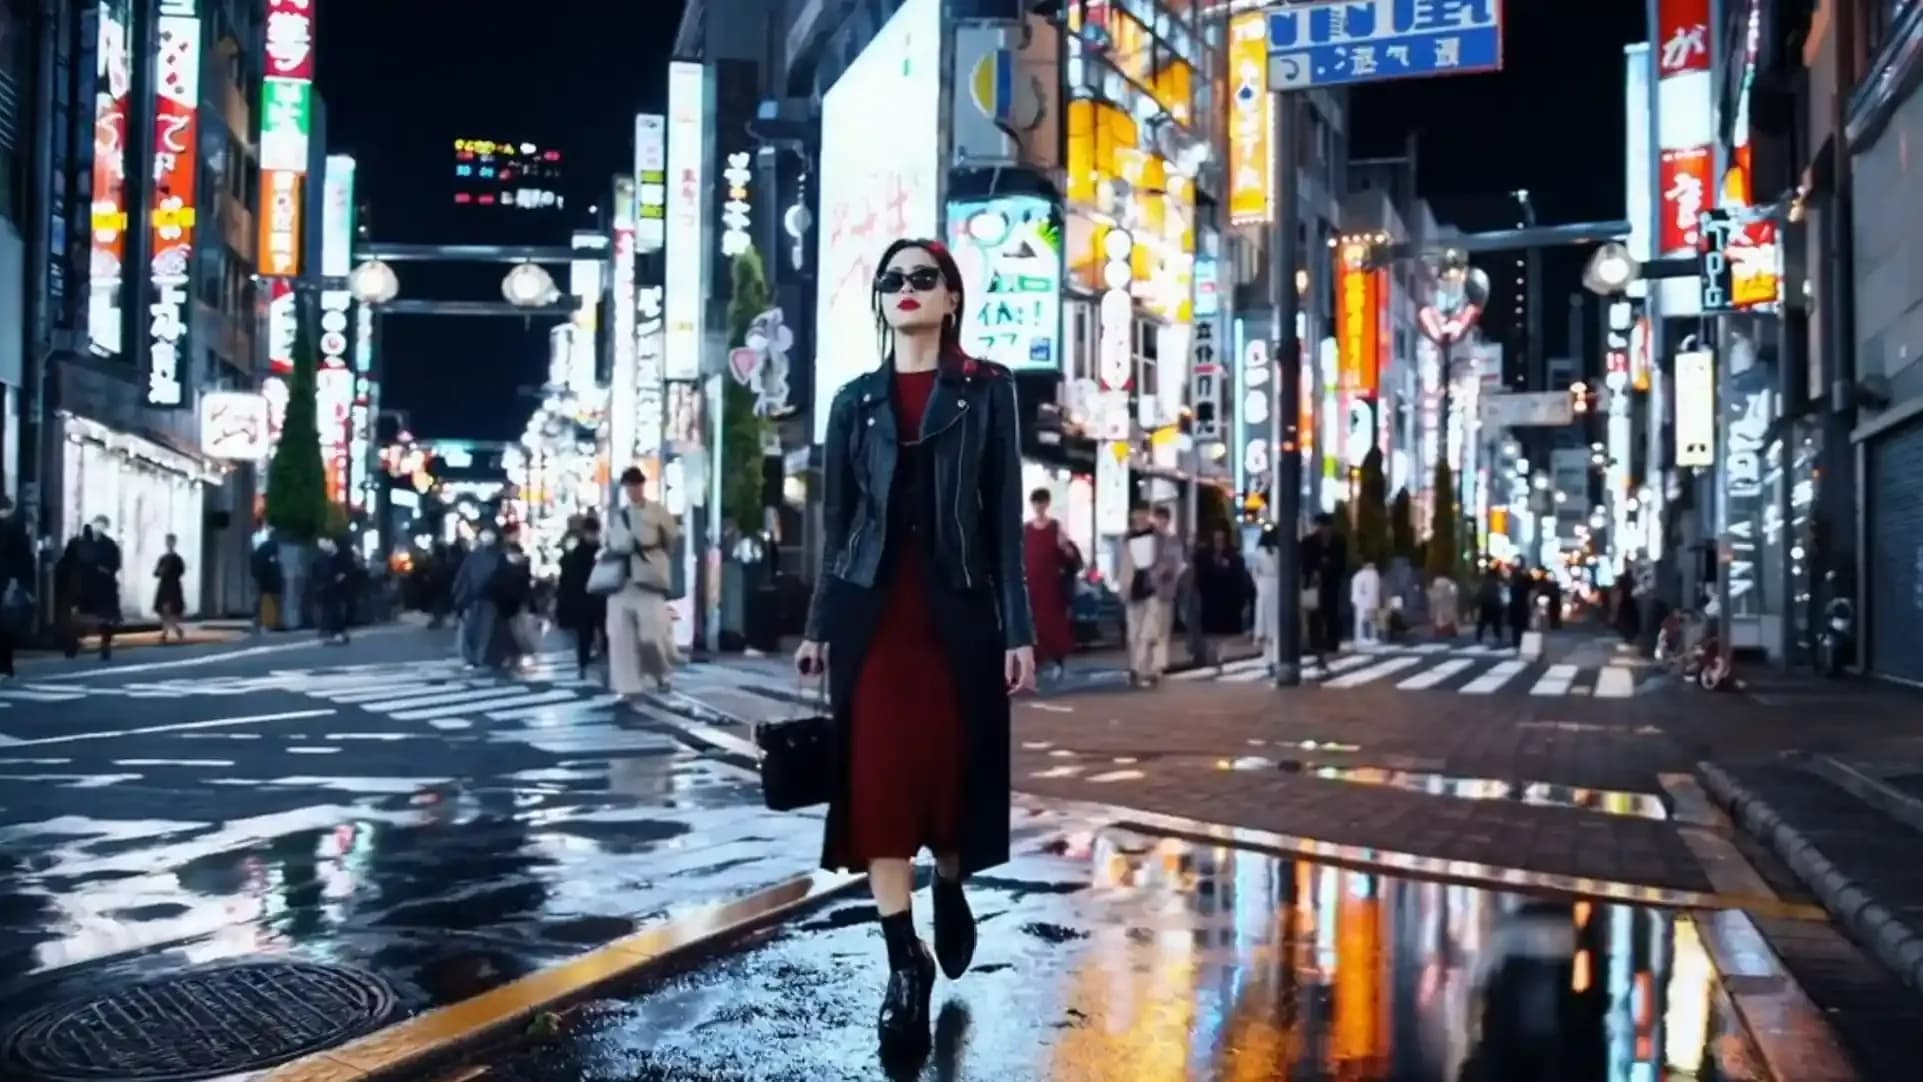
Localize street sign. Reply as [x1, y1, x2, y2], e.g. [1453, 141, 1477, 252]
[1481, 391, 1576, 428]
[1267, 0, 1505, 91]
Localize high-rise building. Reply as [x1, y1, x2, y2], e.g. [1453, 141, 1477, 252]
[10, 0, 268, 622]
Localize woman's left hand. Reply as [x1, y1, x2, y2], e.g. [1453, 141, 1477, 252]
[1004, 646, 1036, 694]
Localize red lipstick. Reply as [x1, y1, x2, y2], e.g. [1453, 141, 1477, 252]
[896, 298, 921, 311]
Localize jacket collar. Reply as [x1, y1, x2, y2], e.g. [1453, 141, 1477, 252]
[850, 361, 983, 441]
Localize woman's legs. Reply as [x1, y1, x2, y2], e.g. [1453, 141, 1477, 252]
[869, 855, 933, 1058]
[868, 857, 915, 916]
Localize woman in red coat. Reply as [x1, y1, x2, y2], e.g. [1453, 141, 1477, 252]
[796, 237, 1036, 1066]
[1023, 488, 1080, 677]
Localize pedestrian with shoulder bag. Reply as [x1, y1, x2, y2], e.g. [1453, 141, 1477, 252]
[603, 467, 681, 694]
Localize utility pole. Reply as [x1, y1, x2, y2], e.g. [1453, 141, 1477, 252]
[1271, 90, 1303, 688]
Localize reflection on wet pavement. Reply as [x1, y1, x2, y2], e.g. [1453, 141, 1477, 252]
[1302, 766, 1670, 821]
[0, 746, 824, 1021]
[472, 808, 1764, 1082]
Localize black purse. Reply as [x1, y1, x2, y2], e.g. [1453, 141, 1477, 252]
[754, 682, 834, 811]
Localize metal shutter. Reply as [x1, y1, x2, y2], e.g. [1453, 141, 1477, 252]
[1868, 416, 1923, 684]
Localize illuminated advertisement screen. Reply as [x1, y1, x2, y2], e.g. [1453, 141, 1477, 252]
[87, 0, 131, 358]
[146, 1, 201, 409]
[946, 194, 1061, 371]
[453, 138, 565, 209]
[813, 0, 941, 441]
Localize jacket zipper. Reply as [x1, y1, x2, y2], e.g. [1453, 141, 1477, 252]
[841, 520, 865, 575]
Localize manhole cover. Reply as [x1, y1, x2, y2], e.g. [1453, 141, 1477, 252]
[0, 960, 398, 1081]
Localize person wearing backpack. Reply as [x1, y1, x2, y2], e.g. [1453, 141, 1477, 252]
[603, 467, 681, 694]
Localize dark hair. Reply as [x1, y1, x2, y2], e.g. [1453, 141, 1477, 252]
[1258, 525, 1279, 550]
[619, 466, 646, 485]
[870, 237, 972, 373]
[580, 516, 601, 532]
[1029, 487, 1051, 504]
[1313, 512, 1334, 527]
[1151, 505, 1173, 522]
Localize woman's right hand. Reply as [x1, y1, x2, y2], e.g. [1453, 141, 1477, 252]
[794, 640, 828, 680]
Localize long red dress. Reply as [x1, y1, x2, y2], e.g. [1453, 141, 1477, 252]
[1024, 520, 1076, 664]
[845, 368, 966, 861]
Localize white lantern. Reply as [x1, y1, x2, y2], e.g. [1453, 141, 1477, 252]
[502, 261, 558, 307]
[348, 259, 400, 305]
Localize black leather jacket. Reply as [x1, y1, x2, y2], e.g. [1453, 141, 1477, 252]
[805, 360, 1035, 650]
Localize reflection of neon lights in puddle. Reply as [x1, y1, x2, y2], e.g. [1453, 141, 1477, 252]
[1305, 766, 1668, 820]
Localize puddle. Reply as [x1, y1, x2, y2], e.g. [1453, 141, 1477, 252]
[489, 820, 1759, 1080]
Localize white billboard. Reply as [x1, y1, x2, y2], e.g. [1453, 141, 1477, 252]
[813, 0, 942, 441]
[199, 391, 270, 460]
[1674, 349, 1715, 468]
[321, 154, 356, 278]
[665, 62, 706, 382]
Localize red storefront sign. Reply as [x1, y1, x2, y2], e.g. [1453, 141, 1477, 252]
[1659, 145, 1712, 254]
[1657, 0, 1711, 78]
[264, 0, 315, 81]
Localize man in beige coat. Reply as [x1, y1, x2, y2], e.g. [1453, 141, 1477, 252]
[1118, 504, 1182, 686]
[604, 466, 681, 694]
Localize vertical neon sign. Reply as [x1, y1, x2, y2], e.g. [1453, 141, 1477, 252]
[87, 1, 131, 357]
[146, 0, 202, 408]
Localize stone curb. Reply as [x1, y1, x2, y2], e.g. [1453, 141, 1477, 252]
[1699, 760, 1923, 998]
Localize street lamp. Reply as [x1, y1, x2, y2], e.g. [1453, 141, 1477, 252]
[348, 259, 400, 305]
[501, 261, 559, 307]
[1582, 242, 1639, 295]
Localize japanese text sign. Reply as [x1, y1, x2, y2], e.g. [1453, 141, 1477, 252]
[1228, 12, 1272, 224]
[1657, 0, 1710, 78]
[264, 0, 314, 81]
[147, 0, 201, 409]
[1659, 145, 1712, 254]
[1268, 0, 1503, 91]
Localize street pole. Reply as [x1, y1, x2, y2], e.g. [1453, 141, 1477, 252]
[1272, 89, 1302, 688]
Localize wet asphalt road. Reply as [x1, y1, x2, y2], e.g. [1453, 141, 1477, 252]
[0, 627, 823, 1020]
[470, 804, 1770, 1082]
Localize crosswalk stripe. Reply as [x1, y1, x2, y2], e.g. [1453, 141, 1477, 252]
[1396, 658, 1473, 689]
[321, 681, 459, 704]
[1594, 666, 1636, 698]
[1459, 659, 1528, 694]
[1529, 664, 1579, 696]
[392, 688, 580, 721]
[352, 685, 518, 712]
[1323, 656, 1423, 688]
[1222, 665, 1273, 683]
[1305, 653, 1377, 680]
[486, 692, 622, 721]
[0, 688, 86, 702]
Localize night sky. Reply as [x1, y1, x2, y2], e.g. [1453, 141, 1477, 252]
[318, 2, 1635, 441]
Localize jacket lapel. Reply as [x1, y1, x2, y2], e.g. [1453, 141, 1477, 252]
[919, 370, 974, 442]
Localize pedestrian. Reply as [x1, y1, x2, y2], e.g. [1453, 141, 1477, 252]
[555, 516, 607, 678]
[64, 518, 121, 660]
[309, 537, 351, 645]
[1428, 573, 1460, 638]
[1195, 526, 1250, 638]
[250, 532, 282, 632]
[451, 529, 509, 667]
[1541, 567, 1564, 629]
[1351, 559, 1381, 645]
[1474, 565, 1505, 645]
[152, 534, 187, 643]
[1119, 504, 1181, 686]
[1506, 563, 1535, 649]
[1249, 525, 1280, 657]
[0, 496, 34, 680]
[604, 466, 680, 694]
[493, 524, 536, 666]
[1299, 513, 1346, 659]
[793, 237, 1035, 1065]
[1022, 488, 1079, 680]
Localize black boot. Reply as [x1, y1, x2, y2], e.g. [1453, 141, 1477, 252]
[877, 911, 934, 1061]
[932, 875, 976, 979]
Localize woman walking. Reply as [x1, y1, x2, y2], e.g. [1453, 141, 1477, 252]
[555, 517, 607, 678]
[1250, 525, 1280, 656]
[153, 534, 187, 643]
[1022, 487, 1079, 680]
[795, 237, 1035, 1065]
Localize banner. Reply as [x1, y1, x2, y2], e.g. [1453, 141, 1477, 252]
[146, 1, 202, 409]
[1335, 251, 1381, 395]
[1228, 13, 1272, 224]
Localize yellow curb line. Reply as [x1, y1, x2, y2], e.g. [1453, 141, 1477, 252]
[263, 870, 863, 1082]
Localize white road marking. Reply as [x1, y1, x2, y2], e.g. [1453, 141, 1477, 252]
[6, 709, 336, 747]
[1458, 660, 1528, 695]
[1323, 656, 1423, 688]
[1594, 666, 1636, 698]
[1529, 664, 1579, 696]
[396, 689, 580, 721]
[1396, 658, 1474, 689]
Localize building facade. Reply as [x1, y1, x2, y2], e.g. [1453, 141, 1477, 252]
[12, 0, 266, 622]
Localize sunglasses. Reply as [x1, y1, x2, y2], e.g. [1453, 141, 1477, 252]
[875, 267, 944, 294]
